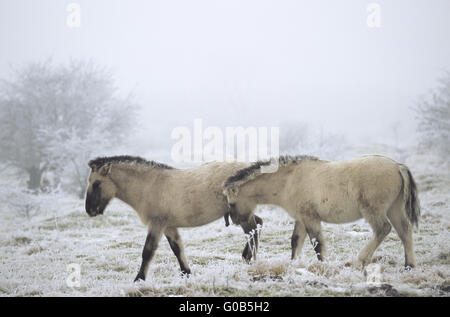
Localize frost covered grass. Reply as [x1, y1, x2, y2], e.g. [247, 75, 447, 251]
[0, 154, 449, 297]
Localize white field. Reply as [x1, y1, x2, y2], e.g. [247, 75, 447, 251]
[0, 152, 449, 297]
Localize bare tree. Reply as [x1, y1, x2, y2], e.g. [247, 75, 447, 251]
[0, 59, 138, 194]
[415, 72, 450, 157]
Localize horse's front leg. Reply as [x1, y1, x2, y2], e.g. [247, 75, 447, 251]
[241, 215, 263, 263]
[165, 227, 191, 275]
[304, 219, 326, 261]
[134, 223, 165, 282]
[291, 220, 307, 260]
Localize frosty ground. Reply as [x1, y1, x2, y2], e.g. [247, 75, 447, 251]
[0, 152, 449, 297]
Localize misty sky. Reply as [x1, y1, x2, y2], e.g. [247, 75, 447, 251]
[1, 0, 449, 146]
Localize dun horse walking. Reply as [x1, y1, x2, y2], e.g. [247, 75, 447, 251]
[85, 156, 262, 282]
[223, 155, 420, 268]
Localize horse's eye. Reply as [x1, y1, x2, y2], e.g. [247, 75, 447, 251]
[93, 181, 101, 189]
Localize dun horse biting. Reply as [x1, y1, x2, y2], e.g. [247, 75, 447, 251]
[85, 155, 263, 282]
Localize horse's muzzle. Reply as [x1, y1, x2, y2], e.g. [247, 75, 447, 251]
[85, 194, 105, 217]
[86, 208, 102, 217]
[86, 205, 105, 217]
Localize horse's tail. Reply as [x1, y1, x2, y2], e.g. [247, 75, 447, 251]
[398, 164, 421, 227]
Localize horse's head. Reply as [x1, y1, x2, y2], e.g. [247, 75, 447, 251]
[222, 186, 250, 225]
[85, 161, 117, 217]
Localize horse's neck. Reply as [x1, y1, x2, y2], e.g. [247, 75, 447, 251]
[110, 166, 163, 211]
[240, 167, 291, 206]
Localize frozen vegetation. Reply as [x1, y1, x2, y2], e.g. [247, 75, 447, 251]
[0, 147, 448, 297]
[1, 2, 449, 298]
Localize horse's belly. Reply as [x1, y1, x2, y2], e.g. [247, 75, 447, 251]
[317, 201, 362, 224]
[170, 208, 224, 228]
[321, 209, 361, 224]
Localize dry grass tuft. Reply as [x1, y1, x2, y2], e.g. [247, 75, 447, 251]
[307, 262, 339, 278]
[247, 259, 289, 280]
[26, 246, 44, 255]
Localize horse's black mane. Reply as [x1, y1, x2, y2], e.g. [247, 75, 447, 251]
[88, 155, 173, 170]
[223, 155, 318, 188]
[224, 161, 271, 187]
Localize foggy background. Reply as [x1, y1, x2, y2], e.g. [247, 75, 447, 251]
[1, 0, 449, 145]
[0, 0, 449, 198]
[0, 1, 449, 297]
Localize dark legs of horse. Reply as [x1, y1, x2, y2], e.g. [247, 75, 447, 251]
[134, 225, 192, 282]
[291, 220, 307, 260]
[165, 227, 191, 275]
[134, 225, 164, 282]
[304, 219, 326, 261]
[241, 215, 263, 263]
[227, 203, 263, 263]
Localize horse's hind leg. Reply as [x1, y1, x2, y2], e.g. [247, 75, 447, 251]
[241, 215, 262, 263]
[291, 220, 307, 260]
[358, 213, 391, 268]
[134, 223, 165, 282]
[387, 198, 416, 268]
[165, 227, 191, 275]
[304, 219, 326, 261]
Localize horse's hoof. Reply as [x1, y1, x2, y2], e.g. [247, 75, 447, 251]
[242, 255, 252, 264]
[134, 274, 145, 283]
[242, 248, 252, 263]
[356, 257, 371, 269]
[181, 270, 191, 277]
[404, 264, 414, 271]
[242, 251, 252, 263]
[348, 259, 365, 270]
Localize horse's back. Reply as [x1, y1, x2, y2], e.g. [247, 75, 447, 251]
[291, 155, 403, 223]
[323, 155, 402, 200]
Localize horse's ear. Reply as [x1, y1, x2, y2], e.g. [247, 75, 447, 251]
[98, 163, 112, 176]
[88, 160, 96, 170]
[223, 186, 238, 204]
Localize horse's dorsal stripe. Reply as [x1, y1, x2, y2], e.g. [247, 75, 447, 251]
[223, 154, 317, 190]
[88, 155, 173, 170]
